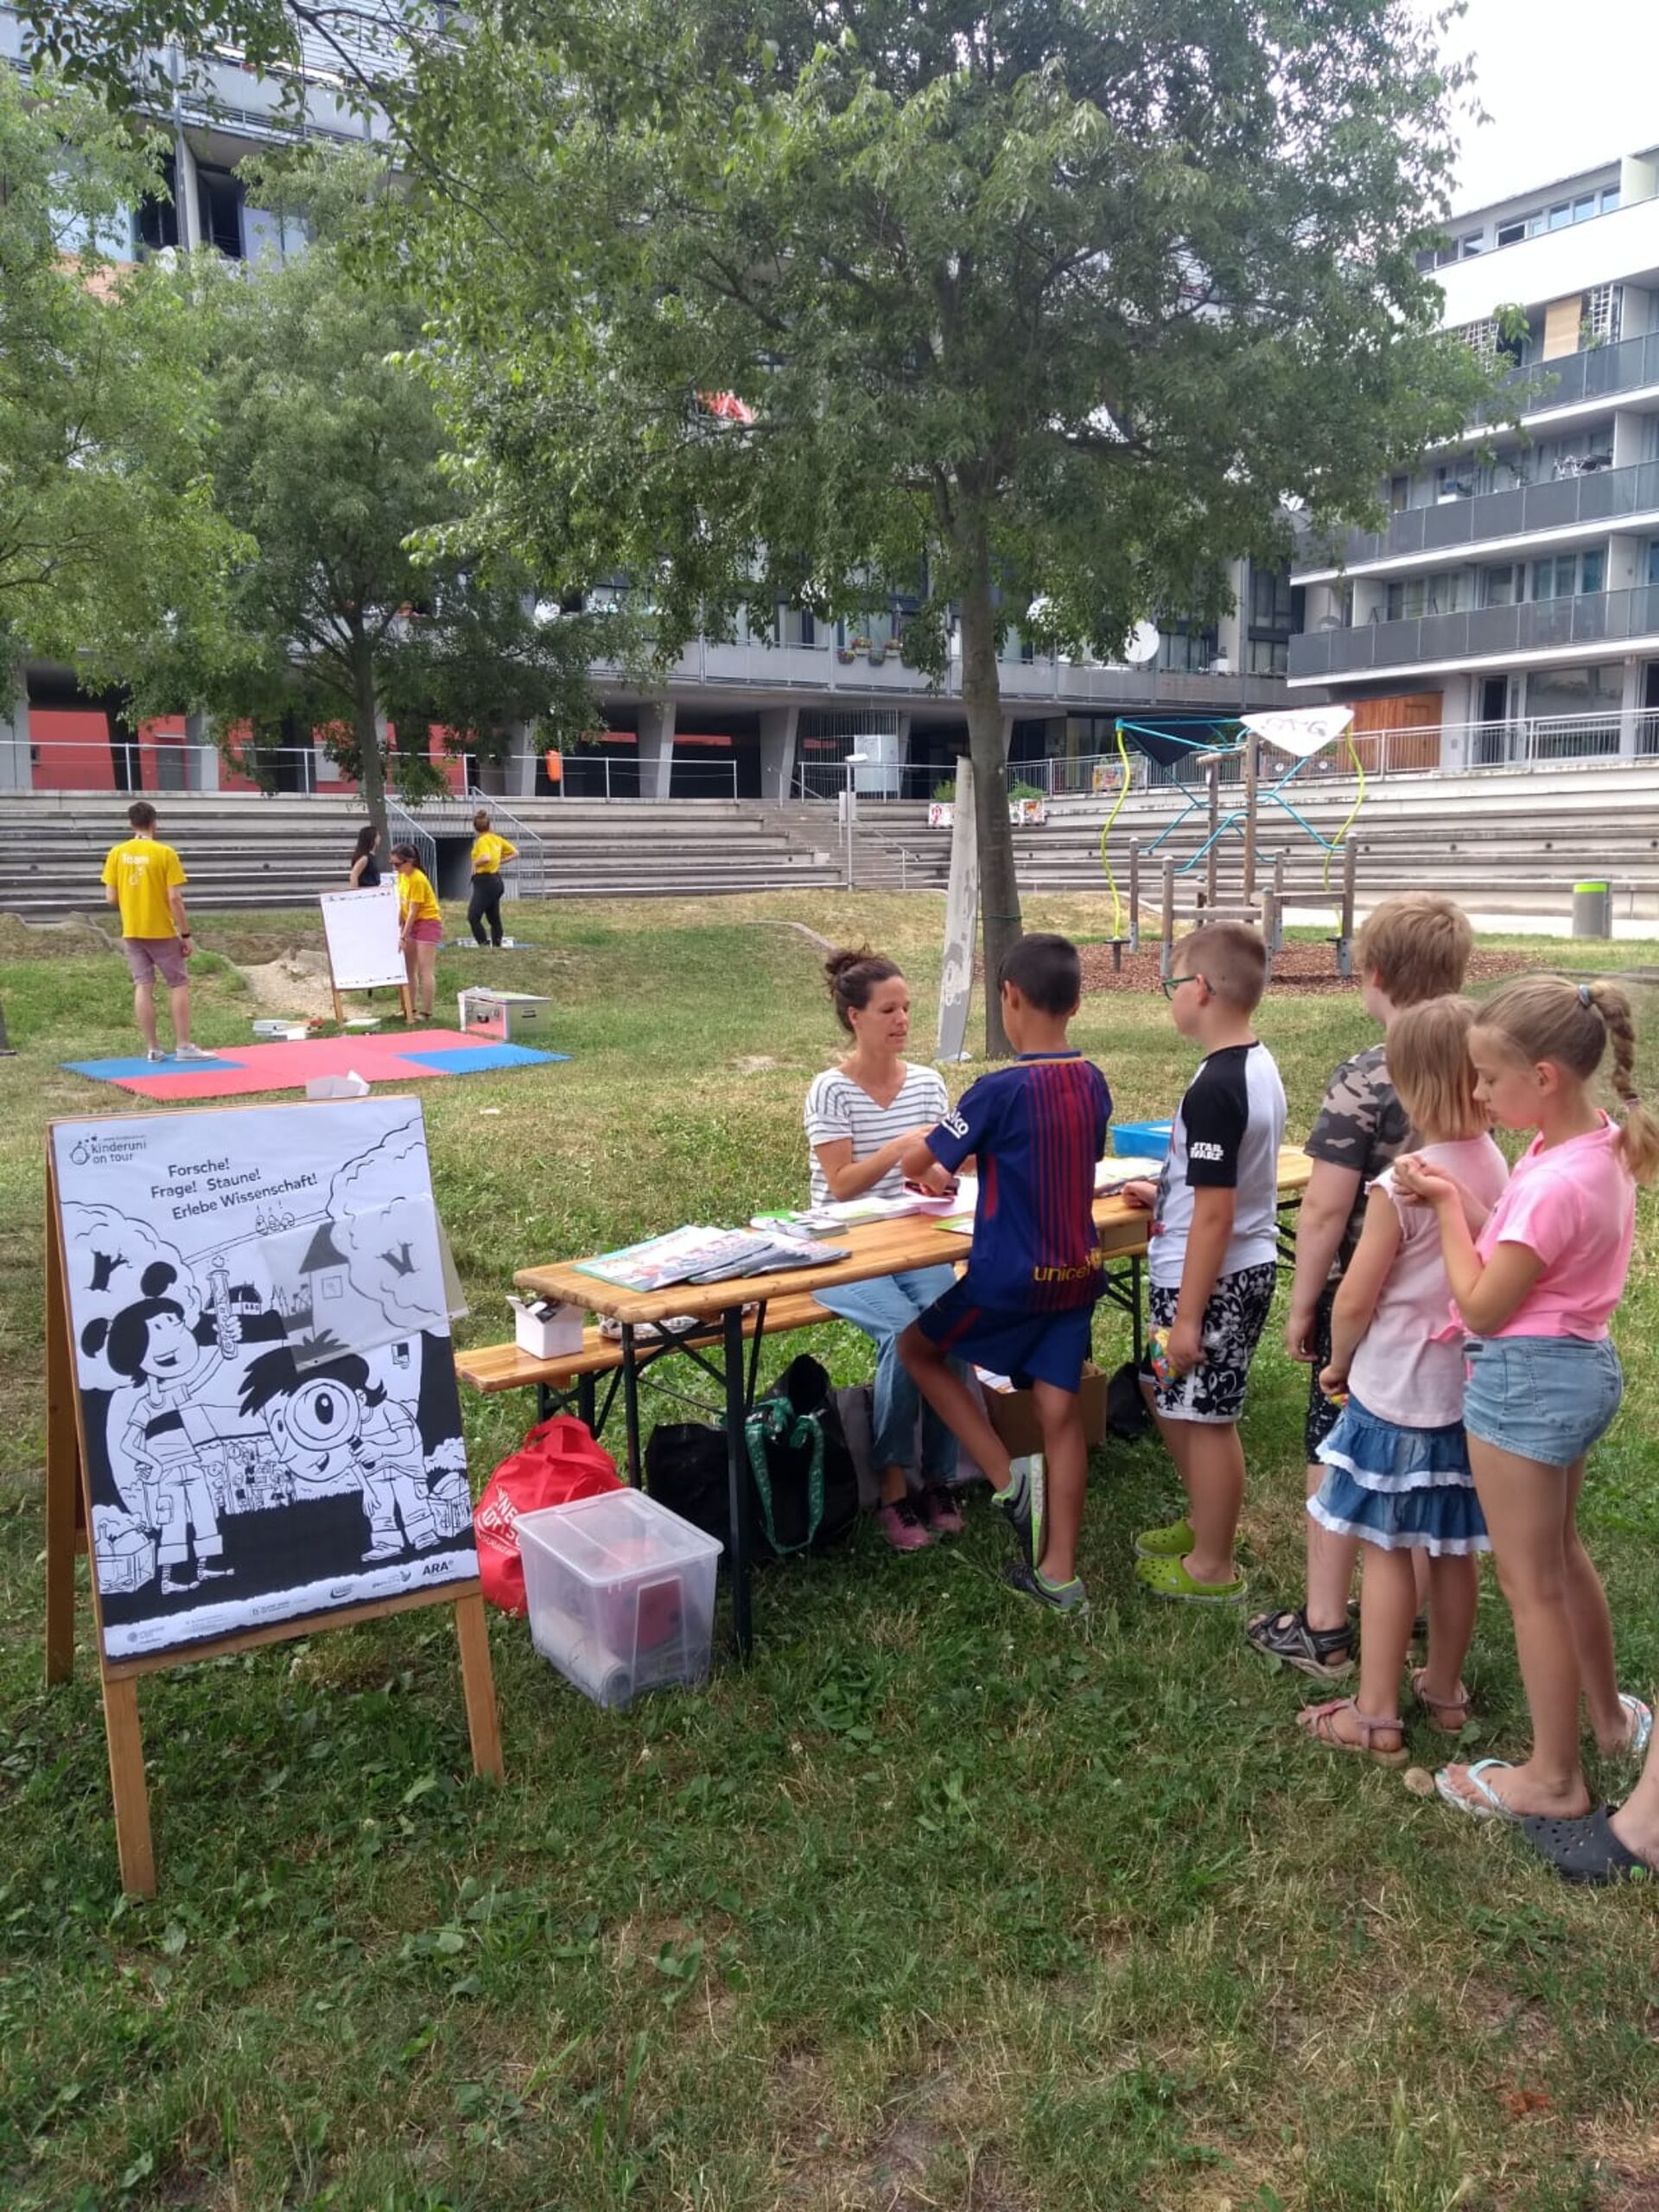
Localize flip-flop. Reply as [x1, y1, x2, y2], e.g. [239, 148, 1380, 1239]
[1616, 1693, 1654, 1762]
[1519, 1804, 1656, 1887]
[1134, 1553, 1246, 1604]
[1434, 1758, 1523, 1823]
[1296, 1696, 1408, 1767]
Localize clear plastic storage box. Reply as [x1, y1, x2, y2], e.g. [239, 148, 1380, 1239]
[514, 1491, 723, 1709]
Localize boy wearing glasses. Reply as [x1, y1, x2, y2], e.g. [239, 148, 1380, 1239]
[1122, 923, 1285, 1603]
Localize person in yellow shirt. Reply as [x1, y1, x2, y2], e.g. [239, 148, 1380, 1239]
[100, 801, 208, 1063]
[467, 809, 518, 948]
[390, 842, 442, 1019]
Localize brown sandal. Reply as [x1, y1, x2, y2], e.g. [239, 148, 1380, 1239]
[1410, 1670, 1471, 1732]
[1296, 1697, 1408, 1767]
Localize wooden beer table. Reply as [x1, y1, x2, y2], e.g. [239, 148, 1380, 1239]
[515, 1149, 1313, 1656]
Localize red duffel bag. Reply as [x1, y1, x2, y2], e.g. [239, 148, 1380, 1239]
[474, 1414, 622, 1614]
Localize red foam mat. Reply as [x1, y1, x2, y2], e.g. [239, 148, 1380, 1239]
[88, 1030, 493, 1101]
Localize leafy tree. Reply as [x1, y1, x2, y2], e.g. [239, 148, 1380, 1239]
[158, 153, 623, 838]
[391, 0, 1491, 1052]
[0, 67, 235, 699]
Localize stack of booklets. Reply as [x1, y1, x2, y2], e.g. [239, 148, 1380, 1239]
[576, 1225, 844, 1293]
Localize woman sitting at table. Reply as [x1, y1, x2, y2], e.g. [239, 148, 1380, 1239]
[805, 946, 969, 1552]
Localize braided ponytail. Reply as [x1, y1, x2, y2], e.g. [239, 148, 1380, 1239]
[1586, 980, 1659, 1185]
[1474, 974, 1659, 1185]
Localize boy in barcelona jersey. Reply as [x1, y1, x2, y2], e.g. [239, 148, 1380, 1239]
[897, 934, 1111, 1614]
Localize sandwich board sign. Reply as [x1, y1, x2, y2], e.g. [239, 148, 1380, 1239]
[43, 1094, 500, 1895]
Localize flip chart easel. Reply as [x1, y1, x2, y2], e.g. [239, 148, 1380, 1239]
[320, 887, 412, 1027]
[41, 1122, 502, 1898]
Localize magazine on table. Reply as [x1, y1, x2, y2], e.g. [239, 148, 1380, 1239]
[577, 1225, 843, 1292]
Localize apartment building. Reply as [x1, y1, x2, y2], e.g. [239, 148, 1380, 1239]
[1290, 148, 1659, 768]
[2, 6, 1292, 801]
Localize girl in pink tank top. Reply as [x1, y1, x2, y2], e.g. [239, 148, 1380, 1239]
[1298, 999, 1507, 1765]
[1396, 976, 1659, 1826]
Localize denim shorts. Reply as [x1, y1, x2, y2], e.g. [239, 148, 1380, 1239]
[1463, 1335, 1623, 1465]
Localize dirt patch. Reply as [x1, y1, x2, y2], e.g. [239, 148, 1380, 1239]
[236, 949, 340, 1020]
[1075, 942, 1533, 997]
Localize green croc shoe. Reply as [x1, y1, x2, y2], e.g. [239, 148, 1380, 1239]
[1133, 1516, 1195, 1560]
[1135, 1553, 1247, 1604]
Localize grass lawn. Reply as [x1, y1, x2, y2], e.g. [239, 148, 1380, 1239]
[1, 892, 1656, 2212]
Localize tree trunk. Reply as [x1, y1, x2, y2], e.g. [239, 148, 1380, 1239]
[956, 517, 1022, 1058]
[350, 631, 390, 846]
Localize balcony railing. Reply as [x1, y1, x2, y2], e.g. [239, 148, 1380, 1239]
[1297, 459, 1659, 575]
[1476, 327, 1659, 428]
[595, 638, 1288, 709]
[1289, 583, 1659, 680]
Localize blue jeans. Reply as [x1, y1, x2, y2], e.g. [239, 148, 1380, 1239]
[817, 1264, 964, 1481]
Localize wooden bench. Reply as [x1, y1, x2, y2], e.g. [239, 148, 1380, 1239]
[456, 1290, 838, 1440]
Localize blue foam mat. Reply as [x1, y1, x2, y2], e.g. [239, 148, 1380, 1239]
[402, 1043, 568, 1074]
[63, 1055, 243, 1080]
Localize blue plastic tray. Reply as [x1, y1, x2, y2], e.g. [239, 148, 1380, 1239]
[1110, 1120, 1173, 1161]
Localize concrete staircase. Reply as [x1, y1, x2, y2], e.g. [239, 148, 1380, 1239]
[8, 761, 1659, 923]
[0, 791, 842, 918]
[841, 760, 1659, 921]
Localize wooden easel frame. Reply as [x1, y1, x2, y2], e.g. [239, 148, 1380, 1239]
[42, 1127, 501, 1897]
[321, 888, 414, 1027]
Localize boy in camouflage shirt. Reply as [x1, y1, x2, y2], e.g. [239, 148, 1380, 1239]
[1245, 894, 1472, 1678]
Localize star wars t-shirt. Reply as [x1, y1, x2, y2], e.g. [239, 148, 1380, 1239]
[1150, 1041, 1287, 1292]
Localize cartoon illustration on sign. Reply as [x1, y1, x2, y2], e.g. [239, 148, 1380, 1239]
[54, 1101, 476, 1662]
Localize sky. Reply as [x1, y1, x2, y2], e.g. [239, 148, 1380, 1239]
[1443, 0, 1659, 212]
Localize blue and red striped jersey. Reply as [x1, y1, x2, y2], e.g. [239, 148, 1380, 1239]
[926, 1052, 1112, 1311]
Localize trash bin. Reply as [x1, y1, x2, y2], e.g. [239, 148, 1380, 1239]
[1572, 880, 1612, 938]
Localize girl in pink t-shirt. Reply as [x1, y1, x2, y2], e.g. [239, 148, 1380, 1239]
[1297, 1000, 1508, 1764]
[1396, 976, 1659, 1825]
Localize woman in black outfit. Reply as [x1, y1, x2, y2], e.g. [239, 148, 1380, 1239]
[348, 826, 381, 888]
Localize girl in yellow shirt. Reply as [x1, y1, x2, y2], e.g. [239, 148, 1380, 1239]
[391, 842, 442, 1018]
[467, 809, 518, 948]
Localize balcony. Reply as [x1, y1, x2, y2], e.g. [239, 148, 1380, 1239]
[595, 639, 1289, 710]
[1298, 458, 1659, 577]
[1289, 582, 1659, 680]
[1486, 327, 1659, 425]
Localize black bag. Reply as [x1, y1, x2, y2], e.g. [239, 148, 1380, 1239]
[645, 1356, 858, 1559]
[743, 1353, 860, 1559]
[1106, 1358, 1153, 1443]
[642, 1422, 734, 1547]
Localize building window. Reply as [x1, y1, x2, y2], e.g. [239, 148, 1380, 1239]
[1157, 621, 1218, 674]
[195, 165, 244, 257]
[1386, 577, 1429, 621]
[1496, 217, 1527, 248]
[1459, 232, 1484, 259]
[1648, 541, 1659, 587]
[1533, 550, 1605, 601]
[134, 153, 180, 253]
[1602, 185, 1622, 214]
[1482, 564, 1522, 607]
[1247, 638, 1288, 676]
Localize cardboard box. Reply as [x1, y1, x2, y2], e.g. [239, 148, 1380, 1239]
[510, 1294, 586, 1358]
[458, 988, 552, 1042]
[981, 1362, 1108, 1457]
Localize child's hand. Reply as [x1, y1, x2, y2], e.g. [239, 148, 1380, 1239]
[908, 1164, 956, 1196]
[1395, 1154, 1462, 1210]
[1318, 1362, 1348, 1399]
[1285, 1299, 1321, 1363]
[1119, 1179, 1158, 1211]
[1164, 1316, 1204, 1376]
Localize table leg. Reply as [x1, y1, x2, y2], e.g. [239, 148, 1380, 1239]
[577, 1371, 597, 1434]
[1131, 1255, 1144, 1364]
[723, 1302, 753, 1661]
[620, 1324, 642, 1486]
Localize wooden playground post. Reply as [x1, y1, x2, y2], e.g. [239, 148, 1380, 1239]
[1337, 839, 1357, 977]
[1205, 762, 1219, 912]
[1128, 839, 1141, 954]
[1160, 855, 1176, 982]
[1262, 855, 1281, 978]
[1241, 735, 1260, 904]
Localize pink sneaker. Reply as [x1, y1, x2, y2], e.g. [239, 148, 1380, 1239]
[920, 1485, 964, 1535]
[874, 1497, 934, 1551]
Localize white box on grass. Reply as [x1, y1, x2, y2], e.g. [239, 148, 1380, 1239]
[508, 1294, 585, 1358]
[516, 1491, 723, 1710]
[456, 988, 551, 1042]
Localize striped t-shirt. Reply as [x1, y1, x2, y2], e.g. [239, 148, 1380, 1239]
[804, 1063, 950, 1207]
